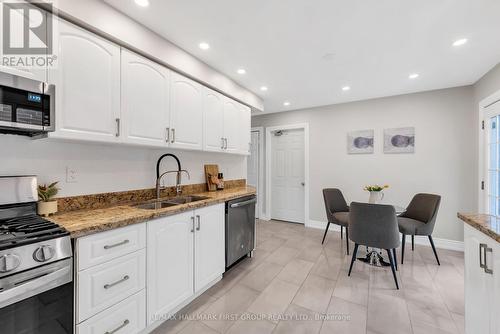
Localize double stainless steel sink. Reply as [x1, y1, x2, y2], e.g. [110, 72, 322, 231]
[134, 195, 210, 210]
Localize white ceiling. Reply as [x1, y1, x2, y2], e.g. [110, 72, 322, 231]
[104, 0, 500, 114]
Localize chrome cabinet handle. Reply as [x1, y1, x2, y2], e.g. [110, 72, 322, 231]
[224, 138, 228, 149]
[171, 128, 175, 143]
[221, 137, 225, 149]
[484, 245, 494, 274]
[190, 216, 195, 233]
[103, 239, 129, 250]
[196, 215, 201, 231]
[104, 275, 129, 289]
[166, 127, 170, 142]
[104, 319, 130, 334]
[480, 243, 486, 269]
[115, 118, 120, 137]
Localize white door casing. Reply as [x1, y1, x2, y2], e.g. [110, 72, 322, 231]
[270, 128, 305, 223]
[248, 131, 260, 217]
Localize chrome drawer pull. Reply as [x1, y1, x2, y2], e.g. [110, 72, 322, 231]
[104, 275, 129, 289]
[484, 246, 494, 275]
[115, 118, 120, 137]
[103, 240, 129, 250]
[104, 319, 130, 334]
[196, 215, 201, 231]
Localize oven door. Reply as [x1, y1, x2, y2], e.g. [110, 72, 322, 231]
[0, 258, 73, 334]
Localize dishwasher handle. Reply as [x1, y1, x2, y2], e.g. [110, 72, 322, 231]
[230, 198, 257, 208]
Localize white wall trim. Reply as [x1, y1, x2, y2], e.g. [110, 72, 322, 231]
[307, 219, 464, 252]
[478, 88, 500, 213]
[265, 123, 310, 224]
[251, 127, 265, 219]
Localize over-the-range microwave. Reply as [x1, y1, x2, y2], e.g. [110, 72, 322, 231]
[0, 71, 54, 136]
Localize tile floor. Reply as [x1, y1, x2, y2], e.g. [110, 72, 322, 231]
[152, 219, 465, 334]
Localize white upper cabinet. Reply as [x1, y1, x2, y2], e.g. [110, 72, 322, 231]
[169, 72, 203, 150]
[49, 19, 120, 142]
[121, 50, 170, 147]
[203, 88, 225, 152]
[223, 98, 241, 153]
[238, 104, 252, 155]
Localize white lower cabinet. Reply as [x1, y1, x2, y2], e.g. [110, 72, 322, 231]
[147, 204, 225, 326]
[147, 211, 195, 325]
[75, 204, 225, 332]
[76, 290, 146, 334]
[464, 224, 499, 334]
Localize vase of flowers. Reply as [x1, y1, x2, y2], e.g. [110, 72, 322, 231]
[37, 182, 59, 217]
[364, 184, 389, 204]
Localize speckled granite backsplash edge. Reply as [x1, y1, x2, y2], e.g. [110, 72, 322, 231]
[56, 179, 246, 213]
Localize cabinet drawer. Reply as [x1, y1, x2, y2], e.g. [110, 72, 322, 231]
[77, 249, 146, 322]
[77, 290, 146, 334]
[77, 223, 146, 271]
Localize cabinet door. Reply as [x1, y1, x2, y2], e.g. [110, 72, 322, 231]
[121, 49, 170, 147]
[48, 19, 120, 142]
[194, 204, 225, 292]
[238, 104, 252, 155]
[223, 97, 240, 153]
[464, 224, 493, 334]
[203, 88, 225, 152]
[169, 72, 203, 150]
[147, 211, 194, 325]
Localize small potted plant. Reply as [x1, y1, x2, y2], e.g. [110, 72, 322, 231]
[38, 182, 59, 216]
[364, 184, 389, 204]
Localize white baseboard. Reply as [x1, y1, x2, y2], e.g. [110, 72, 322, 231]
[306, 219, 464, 252]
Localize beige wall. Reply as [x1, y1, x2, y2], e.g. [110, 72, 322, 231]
[252, 87, 476, 242]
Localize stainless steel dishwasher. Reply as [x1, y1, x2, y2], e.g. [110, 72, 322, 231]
[225, 195, 257, 268]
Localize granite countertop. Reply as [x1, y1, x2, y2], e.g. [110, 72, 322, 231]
[49, 186, 256, 238]
[458, 213, 500, 243]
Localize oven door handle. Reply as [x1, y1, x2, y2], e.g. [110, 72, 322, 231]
[0, 258, 72, 309]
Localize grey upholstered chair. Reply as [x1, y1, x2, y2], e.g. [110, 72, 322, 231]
[322, 188, 350, 254]
[399, 193, 441, 265]
[348, 202, 400, 289]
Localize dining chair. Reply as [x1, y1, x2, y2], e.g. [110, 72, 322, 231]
[348, 202, 400, 289]
[322, 188, 350, 254]
[398, 193, 441, 265]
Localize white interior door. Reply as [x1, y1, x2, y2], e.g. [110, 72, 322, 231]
[247, 131, 260, 218]
[484, 100, 500, 216]
[271, 129, 305, 223]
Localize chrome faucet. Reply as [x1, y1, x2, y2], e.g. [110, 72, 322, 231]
[155, 153, 190, 200]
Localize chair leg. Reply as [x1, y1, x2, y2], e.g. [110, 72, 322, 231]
[386, 249, 399, 290]
[411, 235, 415, 251]
[392, 248, 398, 271]
[340, 226, 343, 240]
[321, 222, 330, 244]
[428, 235, 440, 265]
[401, 234, 406, 265]
[346, 227, 349, 255]
[348, 243, 359, 276]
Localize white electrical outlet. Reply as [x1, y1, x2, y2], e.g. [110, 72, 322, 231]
[66, 167, 78, 183]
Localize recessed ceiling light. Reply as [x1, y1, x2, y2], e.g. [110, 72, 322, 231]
[409, 73, 419, 79]
[342, 86, 351, 91]
[134, 0, 149, 7]
[199, 42, 210, 50]
[453, 38, 468, 47]
[237, 68, 246, 75]
[283, 101, 290, 107]
[260, 86, 268, 91]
